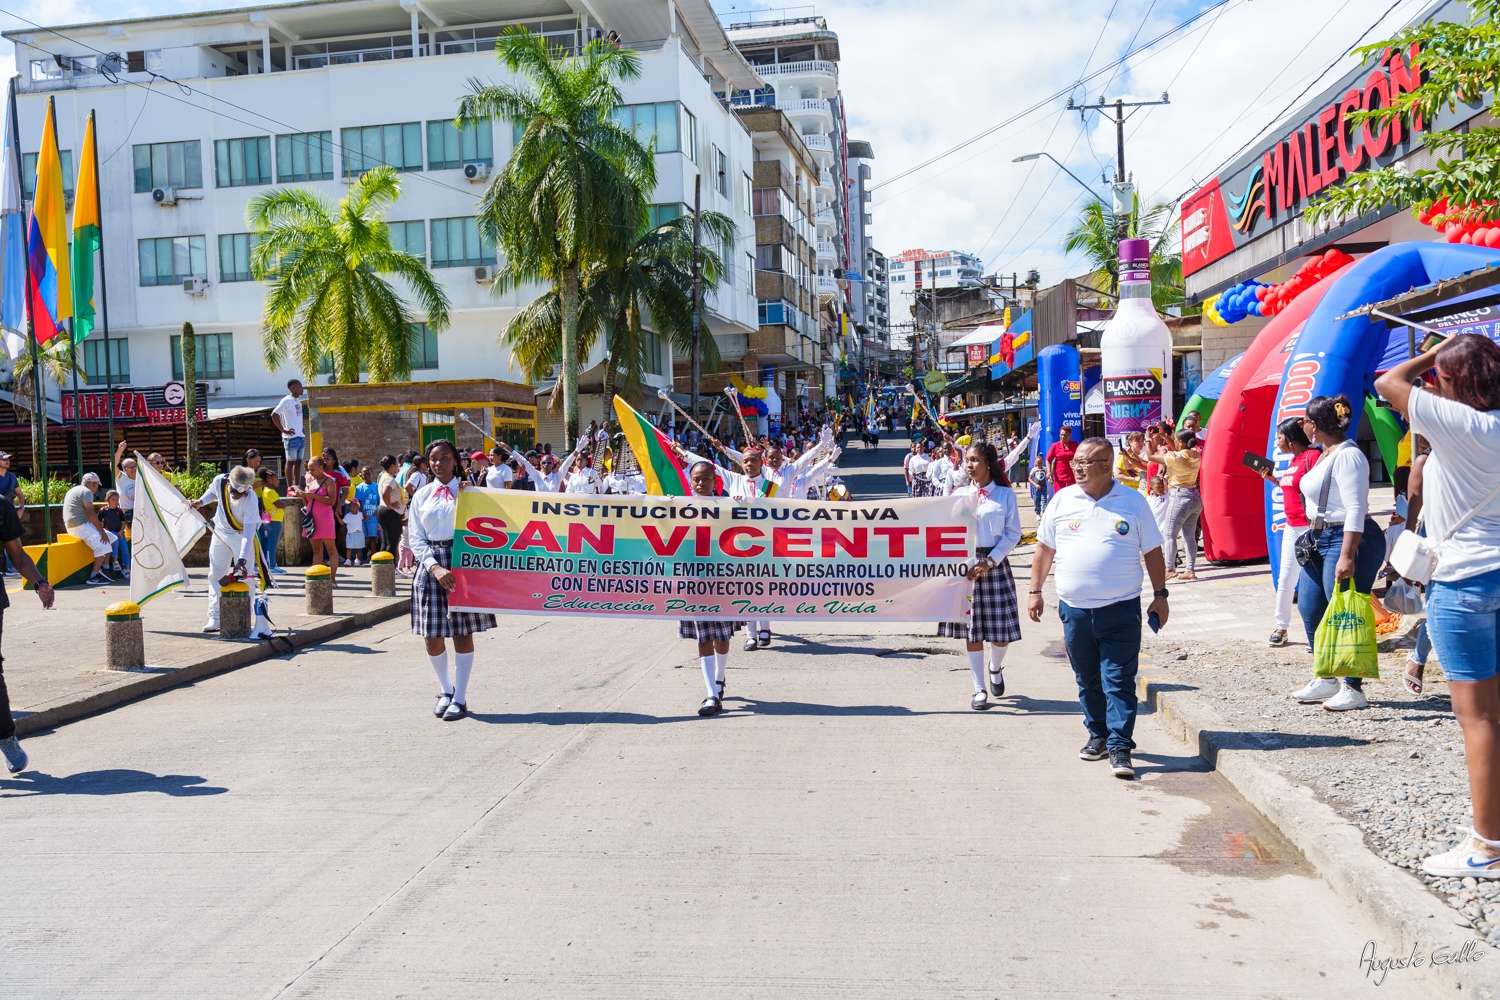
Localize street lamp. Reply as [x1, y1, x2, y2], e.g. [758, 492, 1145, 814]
[1012, 152, 1102, 200]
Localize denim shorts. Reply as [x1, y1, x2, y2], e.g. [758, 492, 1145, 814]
[284, 435, 307, 461]
[1426, 565, 1500, 683]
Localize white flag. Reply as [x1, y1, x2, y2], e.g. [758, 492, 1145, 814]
[130, 452, 207, 606]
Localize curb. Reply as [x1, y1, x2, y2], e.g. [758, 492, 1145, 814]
[15, 597, 410, 738]
[1138, 667, 1500, 999]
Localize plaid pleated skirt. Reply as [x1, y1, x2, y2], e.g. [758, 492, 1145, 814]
[678, 620, 744, 642]
[937, 557, 1022, 644]
[911, 474, 932, 498]
[411, 541, 497, 638]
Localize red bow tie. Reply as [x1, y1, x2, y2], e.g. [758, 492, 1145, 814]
[435, 485, 455, 501]
[977, 488, 990, 500]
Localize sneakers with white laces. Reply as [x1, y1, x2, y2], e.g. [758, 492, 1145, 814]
[1291, 677, 1340, 703]
[1423, 831, 1500, 878]
[1323, 684, 1369, 711]
[1, 735, 27, 773]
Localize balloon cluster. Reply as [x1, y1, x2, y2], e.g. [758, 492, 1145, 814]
[1418, 198, 1500, 247]
[734, 384, 769, 416]
[1210, 248, 1354, 323]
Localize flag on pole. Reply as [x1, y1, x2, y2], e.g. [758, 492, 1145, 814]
[612, 395, 690, 496]
[70, 113, 99, 343]
[27, 96, 70, 345]
[0, 85, 26, 361]
[130, 452, 208, 606]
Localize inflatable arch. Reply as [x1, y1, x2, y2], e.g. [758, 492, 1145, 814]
[1031, 345, 1083, 475]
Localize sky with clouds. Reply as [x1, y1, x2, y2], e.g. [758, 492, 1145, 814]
[0, 0, 1433, 286]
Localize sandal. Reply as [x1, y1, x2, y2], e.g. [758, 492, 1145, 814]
[1403, 658, 1425, 696]
[1179, 572, 1198, 582]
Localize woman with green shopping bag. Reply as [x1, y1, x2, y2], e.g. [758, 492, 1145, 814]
[1289, 395, 1387, 712]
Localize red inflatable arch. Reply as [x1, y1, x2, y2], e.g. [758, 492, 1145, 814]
[1199, 263, 1356, 561]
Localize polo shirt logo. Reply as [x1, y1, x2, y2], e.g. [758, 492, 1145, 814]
[1066, 518, 1083, 532]
[1115, 520, 1130, 535]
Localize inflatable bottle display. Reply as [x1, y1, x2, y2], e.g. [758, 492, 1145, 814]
[1101, 238, 1173, 442]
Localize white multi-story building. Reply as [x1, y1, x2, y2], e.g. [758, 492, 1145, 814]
[4, 0, 762, 456]
[844, 138, 885, 343]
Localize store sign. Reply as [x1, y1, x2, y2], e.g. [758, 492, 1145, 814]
[966, 344, 987, 367]
[1181, 37, 1453, 278]
[1103, 372, 1163, 435]
[60, 382, 209, 425]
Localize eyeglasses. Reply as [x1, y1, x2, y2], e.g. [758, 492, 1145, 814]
[1069, 458, 1110, 469]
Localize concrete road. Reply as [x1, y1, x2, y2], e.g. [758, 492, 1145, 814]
[1, 441, 1428, 998]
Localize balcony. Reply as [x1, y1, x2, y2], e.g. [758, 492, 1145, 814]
[777, 97, 832, 117]
[817, 274, 839, 297]
[816, 238, 838, 261]
[801, 133, 833, 152]
[753, 60, 838, 79]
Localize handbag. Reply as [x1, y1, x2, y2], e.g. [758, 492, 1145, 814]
[1295, 444, 1344, 567]
[1389, 476, 1500, 585]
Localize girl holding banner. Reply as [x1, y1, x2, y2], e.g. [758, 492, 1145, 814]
[409, 440, 496, 722]
[938, 442, 1024, 710]
[679, 460, 744, 717]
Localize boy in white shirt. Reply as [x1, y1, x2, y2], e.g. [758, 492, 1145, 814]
[342, 506, 367, 567]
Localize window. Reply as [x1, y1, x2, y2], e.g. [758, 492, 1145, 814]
[757, 298, 800, 330]
[746, 252, 755, 291]
[753, 187, 781, 216]
[133, 141, 202, 192]
[138, 236, 207, 286]
[938, 268, 951, 276]
[341, 123, 422, 177]
[713, 146, 728, 198]
[409, 323, 439, 370]
[647, 203, 685, 228]
[21, 151, 73, 199]
[171, 331, 235, 380]
[276, 132, 335, 182]
[755, 244, 783, 271]
[644, 329, 663, 375]
[388, 220, 426, 260]
[218, 233, 264, 283]
[430, 217, 493, 267]
[214, 137, 272, 187]
[426, 120, 493, 170]
[742, 172, 752, 217]
[82, 338, 129, 386]
[722, 240, 734, 286]
[612, 102, 696, 161]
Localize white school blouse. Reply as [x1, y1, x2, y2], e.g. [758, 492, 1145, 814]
[408, 477, 462, 571]
[954, 482, 1021, 557]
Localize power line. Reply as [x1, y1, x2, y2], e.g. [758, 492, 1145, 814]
[869, 0, 1236, 192]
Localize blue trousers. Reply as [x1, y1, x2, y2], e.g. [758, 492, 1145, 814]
[258, 520, 283, 573]
[1296, 518, 1385, 688]
[1058, 598, 1142, 751]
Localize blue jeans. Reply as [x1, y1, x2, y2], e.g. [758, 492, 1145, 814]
[1030, 483, 1045, 516]
[1058, 598, 1142, 751]
[111, 533, 129, 569]
[259, 520, 283, 573]
[1413, 620, 1431, 665]
[1426, 566, 1500, 683]
[1296, 517, 1386, 689]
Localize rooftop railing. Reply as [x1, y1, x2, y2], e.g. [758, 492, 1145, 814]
[752, 60, 837, 78]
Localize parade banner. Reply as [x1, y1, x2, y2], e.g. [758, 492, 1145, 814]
[449, 490, 978, 622]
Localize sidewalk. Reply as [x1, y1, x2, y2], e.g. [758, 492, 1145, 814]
[5, 562, 410, 736]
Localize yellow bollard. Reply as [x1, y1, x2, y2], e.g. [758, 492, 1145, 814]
[104, 600, 144, 670]
[370, 550, 396, 597]
[304, 564, 334, 616]
[220, 581, 252, 639]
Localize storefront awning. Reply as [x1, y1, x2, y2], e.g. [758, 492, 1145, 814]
[206, 405, 271, 421]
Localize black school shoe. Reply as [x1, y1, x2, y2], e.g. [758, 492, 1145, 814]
[698, 696, 722, 717]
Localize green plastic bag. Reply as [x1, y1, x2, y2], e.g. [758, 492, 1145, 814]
[1314, 581, 1380, 679]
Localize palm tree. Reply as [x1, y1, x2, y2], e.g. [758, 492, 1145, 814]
[1063, 194, 1184, 312]
[457, 27, 656, 447]
[11, 337, 80, 417]
[249, 166, 451, 383]
[503, 212, 736, 418]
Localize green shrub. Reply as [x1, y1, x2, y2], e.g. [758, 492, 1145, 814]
[16, 477, 75, 505]
[164, 464, 222, 502]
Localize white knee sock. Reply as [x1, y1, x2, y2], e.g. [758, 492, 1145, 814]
[700, 655, 718, 698]
[452, 652, 475, 704]
[988, 643, 1009, 673]
[429, 652, 452, 695]
[713, 651, 727, 685]
[967, 650, 986, 692]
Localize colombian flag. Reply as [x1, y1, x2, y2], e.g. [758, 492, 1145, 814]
[70, 113, 99, 343]
[28, 97, 70, 344]
[613, 395, 690, 496]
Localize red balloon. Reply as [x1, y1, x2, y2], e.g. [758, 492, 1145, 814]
[1485, 228, 1500, 249]
[1476, 228, 1492, 246]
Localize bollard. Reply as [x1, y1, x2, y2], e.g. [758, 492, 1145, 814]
[305, 564, 334, 616]
[370, 550, 395, 597]
[104, 601, 145, 671]
[220, 581, 252, 639]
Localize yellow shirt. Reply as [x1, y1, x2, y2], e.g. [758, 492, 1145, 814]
[1161, 449, 1201, 489]
[1115, 451, 1141, 487]
[255, 483, 284, 523]
[1397, 431, 1412, 468]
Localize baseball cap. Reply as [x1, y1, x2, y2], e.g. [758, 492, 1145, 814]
[471, 451, 487, 461]
[82, 471, 101, 484]
[0, 451, 10, 460]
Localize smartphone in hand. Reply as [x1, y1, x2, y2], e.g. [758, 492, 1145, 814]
[1148, 610, 1161, 634]
[1241, 451, 1275, 476]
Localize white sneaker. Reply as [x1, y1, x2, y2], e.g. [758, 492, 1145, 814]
[1323, 685, 1369, 711]
[201, 622, 220, 634]
[1291, 677, 1340, 703]
[1423, 831, 1500, 878]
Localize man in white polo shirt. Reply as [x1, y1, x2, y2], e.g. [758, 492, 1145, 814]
[1029, 436, 1170, 780]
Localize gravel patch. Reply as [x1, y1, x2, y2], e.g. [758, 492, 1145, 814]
[1142, 619, 1500, 945]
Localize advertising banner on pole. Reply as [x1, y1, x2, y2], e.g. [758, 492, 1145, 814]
[449, 491, 978, 623]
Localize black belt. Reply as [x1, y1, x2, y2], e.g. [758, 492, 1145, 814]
[976, 545, 994, 557]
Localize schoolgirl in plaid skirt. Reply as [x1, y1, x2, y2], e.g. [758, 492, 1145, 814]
[937, 443, 1023, 711]
[409, 440, 495, 722]
[672, 456, 747, 717]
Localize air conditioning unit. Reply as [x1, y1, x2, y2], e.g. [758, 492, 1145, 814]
[474, 265, 495, 283]
[183, 277, 206, 295]
[463, 162, 491, 182]
[152, 187, 177, 206]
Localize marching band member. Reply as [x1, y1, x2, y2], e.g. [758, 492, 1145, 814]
[937, 442, 1023, 710]
[409, 439, 496, 721]
[193, 465, 273, 638]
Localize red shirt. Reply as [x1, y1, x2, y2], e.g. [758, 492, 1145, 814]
[1047, 440, 1078, 488]
[1279, 448, 1320, 527]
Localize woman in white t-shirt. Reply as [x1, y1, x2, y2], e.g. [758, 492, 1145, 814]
[1376, 335, 1500, 879]
[905, 440, 931, 497]
[1287, 394, 1386, 712]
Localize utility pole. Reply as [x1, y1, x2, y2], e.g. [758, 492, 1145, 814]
[690, 173, 702, 436]
[1071, 93, 1170, 245]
